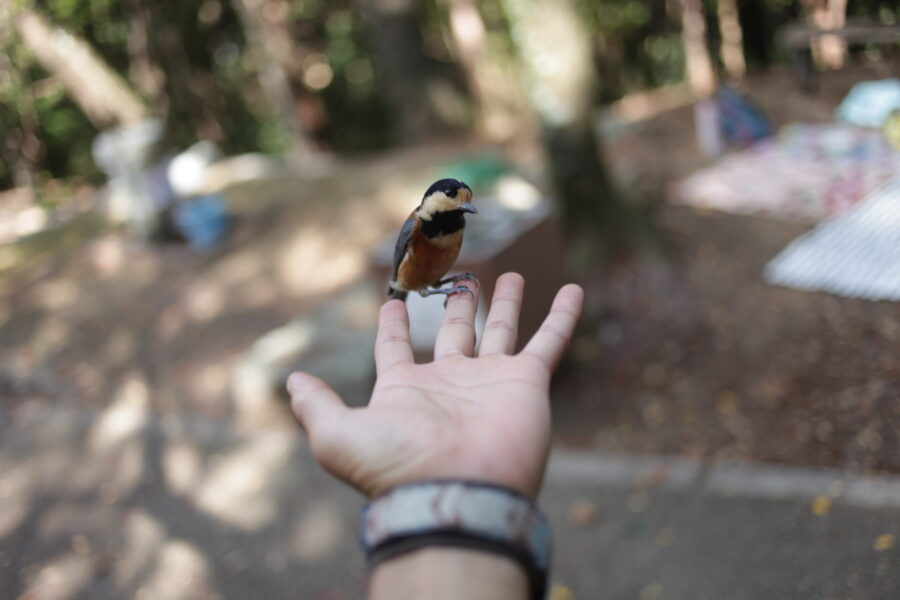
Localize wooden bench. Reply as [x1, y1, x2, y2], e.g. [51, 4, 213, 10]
[777, 19, 900, 91]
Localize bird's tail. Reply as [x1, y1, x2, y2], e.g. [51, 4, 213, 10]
[387, 288, 408, 302]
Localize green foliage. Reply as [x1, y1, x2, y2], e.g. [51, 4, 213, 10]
[578, 0, 688, 101]
[4, 0, 899, 195]
[317, 4, 390, 151]
[0, 13, 102, 190]
[0, 0, 395, 191]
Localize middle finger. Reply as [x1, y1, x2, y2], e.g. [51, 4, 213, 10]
[433, 279, 479, 360]
[478, 272, 524, 356]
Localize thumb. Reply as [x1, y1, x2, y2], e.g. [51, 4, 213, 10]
[287, 372, 347, 437]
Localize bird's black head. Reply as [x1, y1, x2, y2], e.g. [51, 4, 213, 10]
[422, 178, 472, 200]
[417, 178, 477, 220]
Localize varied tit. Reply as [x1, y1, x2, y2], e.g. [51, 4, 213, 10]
[387, 178, 478, 302]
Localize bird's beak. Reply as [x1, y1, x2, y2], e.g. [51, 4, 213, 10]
[459, 202, 478, 214]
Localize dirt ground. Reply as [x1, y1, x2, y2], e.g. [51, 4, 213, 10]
[554, 205, 900, 473]
[552, 61, 900, 474]
[2, 62, 898, 478]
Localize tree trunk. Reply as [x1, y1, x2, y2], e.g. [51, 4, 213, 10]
[0, 7, 40, 201]
[738, 0, 773, 68]
[125, 0, 166, 106]
[678, 0, 721, 156]
[230, 0, 318, 162]
[806, 0, 848, 69]
[503, 0, 636, 262]
[362, 0, 445, 144]
[153, 19, 227, 143]
[717, 0, 747, 80]
[678, 0, 716, 98]
[446, 0, 530, 140]
[245, 0, 329, 139]
[14, 9, 148, 127]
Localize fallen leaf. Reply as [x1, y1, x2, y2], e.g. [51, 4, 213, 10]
[549, 583, 573, 600]
[716, 391, 738, 415]
[566, 499, 599, 526]
[874, 534, 895, 551]
[811, 495, 831, 516]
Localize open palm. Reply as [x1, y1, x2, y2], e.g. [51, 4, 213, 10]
[288, 273, 584, 499]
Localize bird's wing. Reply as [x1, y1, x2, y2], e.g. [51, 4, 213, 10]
[391, 213, 417, 282]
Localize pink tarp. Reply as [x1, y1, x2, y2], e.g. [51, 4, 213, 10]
[670, 124, 900, 223]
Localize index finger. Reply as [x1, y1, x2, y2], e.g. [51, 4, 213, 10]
[374, 300, 414, 374]
[520, 284, 584, 371]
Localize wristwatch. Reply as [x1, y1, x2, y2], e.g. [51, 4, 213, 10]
[359, 480, 551, 600]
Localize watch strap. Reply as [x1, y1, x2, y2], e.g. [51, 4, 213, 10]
[359, 480, 551, 600]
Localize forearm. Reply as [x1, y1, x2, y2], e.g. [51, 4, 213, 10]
[369, 547, 529, 600]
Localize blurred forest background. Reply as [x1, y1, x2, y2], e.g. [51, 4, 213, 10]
[2, 0, 900, 471]
[1, 0, 895, 197]
[2, 1, 900, 598]
[1, 0, 899, 465]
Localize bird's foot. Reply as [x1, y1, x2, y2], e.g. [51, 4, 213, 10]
[419, 284, 476, 308]
[434, 272, 478, 287]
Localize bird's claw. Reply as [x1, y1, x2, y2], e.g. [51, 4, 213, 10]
[435, 272, 478, 287]
[419, 284, 476, 308]
[442, 285, 475, 308]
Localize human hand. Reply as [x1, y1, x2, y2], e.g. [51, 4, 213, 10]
[287, 272, 584, 499]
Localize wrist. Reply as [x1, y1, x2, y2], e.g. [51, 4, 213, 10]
[360, 480, 551, 600]
[370, 546, 529, 600]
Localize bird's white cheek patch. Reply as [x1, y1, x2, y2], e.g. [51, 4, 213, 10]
[419, 193, 459, 218]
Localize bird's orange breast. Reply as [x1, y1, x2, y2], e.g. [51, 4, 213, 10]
[397, 228, 463, 291]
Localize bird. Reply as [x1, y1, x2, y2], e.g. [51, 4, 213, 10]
[387, 178, 478, 302]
